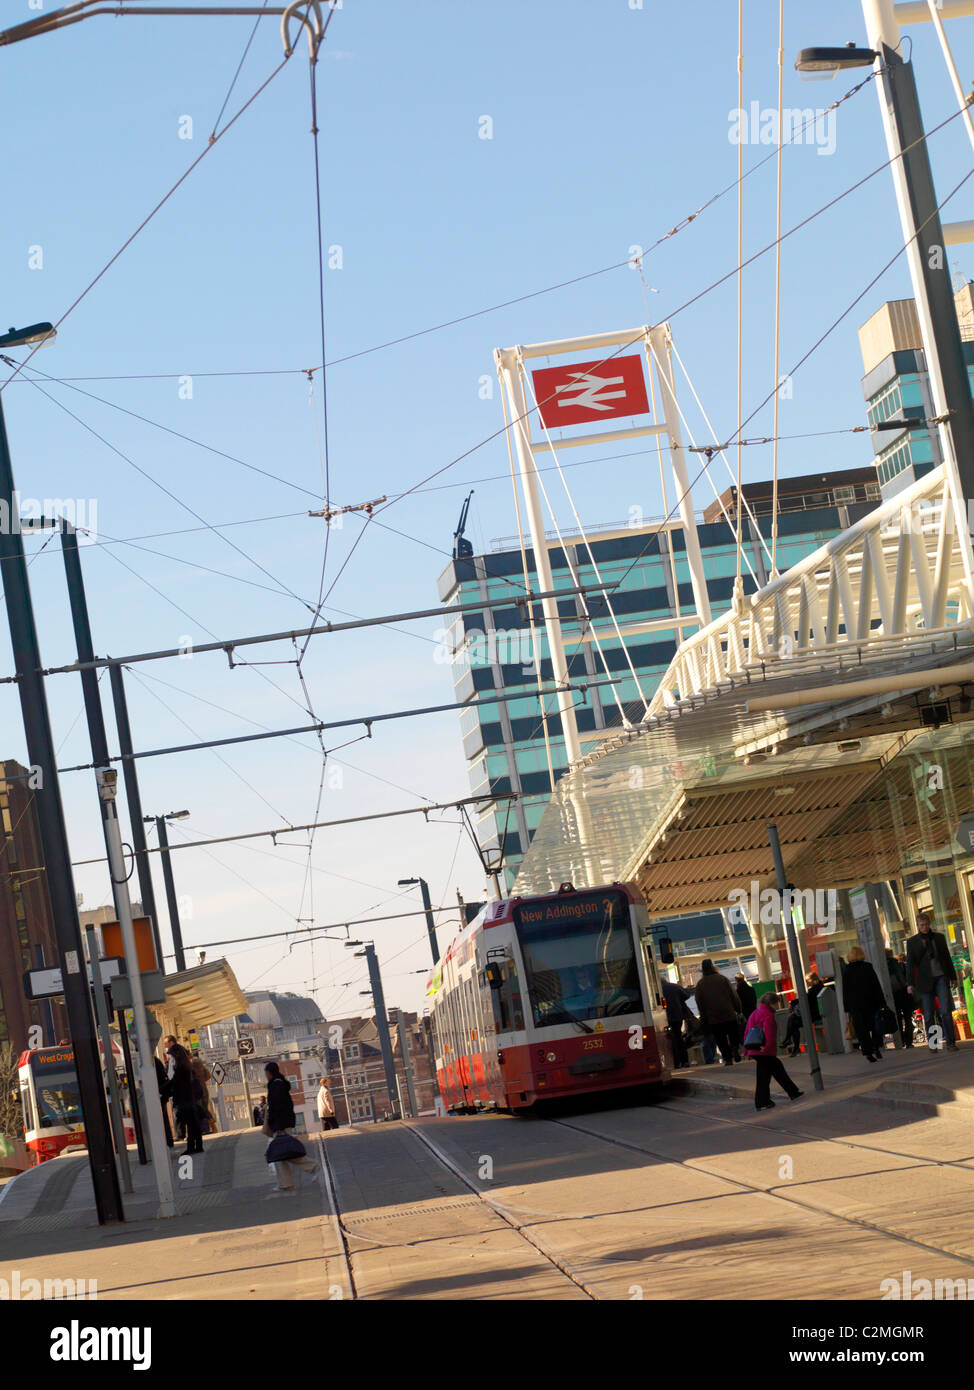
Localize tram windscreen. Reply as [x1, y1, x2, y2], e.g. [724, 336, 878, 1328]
[513, 889, 643, 1027]
[33, 1071, 83, 1129]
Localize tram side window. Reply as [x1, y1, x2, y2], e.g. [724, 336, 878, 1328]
[19, 1080, 35, 1133]
[488, 959, 525, 1034]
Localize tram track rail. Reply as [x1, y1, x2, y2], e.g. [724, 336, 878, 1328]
[547, 1104, 974, 1275]
[400, 1121, 602, 1299]
[314, 1135, 357, 1300]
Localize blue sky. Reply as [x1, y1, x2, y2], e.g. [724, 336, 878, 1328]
[1, 0, 972, 1023]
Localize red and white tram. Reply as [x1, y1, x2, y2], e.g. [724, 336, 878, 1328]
[428, 881, 671, 1112]
[18, 1043, 134, 1164]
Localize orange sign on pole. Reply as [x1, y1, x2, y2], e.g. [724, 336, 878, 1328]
[101, 917, 158, 973]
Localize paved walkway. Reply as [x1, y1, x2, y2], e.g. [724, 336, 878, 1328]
[0, 1129, 348, 1300]
[677, 1034, 974, 1114]
[3, 1041, 974, 1299]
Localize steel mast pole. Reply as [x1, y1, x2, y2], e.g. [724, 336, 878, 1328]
[108, 664, 164, 973]
[98, 770, 176, 1216]
[363, 944, 400, 1120]
[768, 823, 824, 1092]
[155, 816, 187, 972]
[0, 372, 122, 1224]
[495, 347, 583, 766]
[862, 0, 974, 586]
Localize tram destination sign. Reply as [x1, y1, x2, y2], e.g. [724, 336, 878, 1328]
[24, 956, 124, 1001]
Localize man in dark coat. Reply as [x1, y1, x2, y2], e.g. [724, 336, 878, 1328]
[905, 913, 958, 1051]
[694, 960, 742, 1066]
[734, 974, 757, 1017]
[153, 1054, 174, 1147]
[661, 978, 693, 1069]
[843, 947, 887, 1063]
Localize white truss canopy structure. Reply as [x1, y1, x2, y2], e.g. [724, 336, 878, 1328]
[649, 463, 974, 717]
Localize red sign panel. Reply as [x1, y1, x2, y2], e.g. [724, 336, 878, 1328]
[531, 354, 650, 429]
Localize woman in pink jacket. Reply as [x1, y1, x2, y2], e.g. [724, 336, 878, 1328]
[743, 991, 804, 1111]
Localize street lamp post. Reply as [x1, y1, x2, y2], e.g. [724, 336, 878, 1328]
[398, 877, 439, 966]
[145, 812, 190, 972]
[796, 17, 974, 561]
[346, 941, 399, 1119]
[0, 322, 122, 1224]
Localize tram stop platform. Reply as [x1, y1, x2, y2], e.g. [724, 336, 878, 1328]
[674, 1035, 974, 1125]
[3, 1042, 974, 1299]
[0, 1127, 348, 1300]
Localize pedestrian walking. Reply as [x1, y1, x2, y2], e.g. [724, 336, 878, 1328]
[694, 960, 742, 1066]
[661, 978, 694, 1069]
[317, 1079, 337, 1131]
[734, 973, 757, 1018]
[905, 912, 959, 1052]
[843, 946, 887, 1063]
[167, 1042, 204, 1155]
[264, 1062, 317, 1194]
[743, 990, 803, 1110]
[253, 1098, 266, 1128]
[886, 948, 913, 1047]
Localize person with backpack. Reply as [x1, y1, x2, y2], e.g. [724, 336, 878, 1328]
[742, 991, 803, 1111]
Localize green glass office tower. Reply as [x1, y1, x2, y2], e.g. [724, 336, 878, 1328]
[438, 468, 879, 890]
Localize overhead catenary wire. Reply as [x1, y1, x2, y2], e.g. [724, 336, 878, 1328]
[0, 44, 303, 396]
[6, 71, 876, 391]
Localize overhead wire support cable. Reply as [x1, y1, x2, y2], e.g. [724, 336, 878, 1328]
[64, 794, 520, 866]
[56, 674, 627, 770]
[3, 583, 617, 682]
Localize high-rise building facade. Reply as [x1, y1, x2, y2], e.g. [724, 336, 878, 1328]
[437, 469, 881, 890]
[858, 280, 974, 497]
[0, 760, 68, 1051]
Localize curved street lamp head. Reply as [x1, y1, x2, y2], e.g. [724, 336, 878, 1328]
[795, 44, 877, 78]
[0, 323, 55, 349]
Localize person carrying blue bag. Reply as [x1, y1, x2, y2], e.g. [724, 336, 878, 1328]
[742, 990, 804, 1112]
[263, 1061, 318, 1195]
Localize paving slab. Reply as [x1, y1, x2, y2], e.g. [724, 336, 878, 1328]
[560, 1106, 934, 1191]
[516, 1188, 974, 1301]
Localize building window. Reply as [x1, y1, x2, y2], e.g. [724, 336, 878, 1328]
[343, 1043, 360, 1060]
